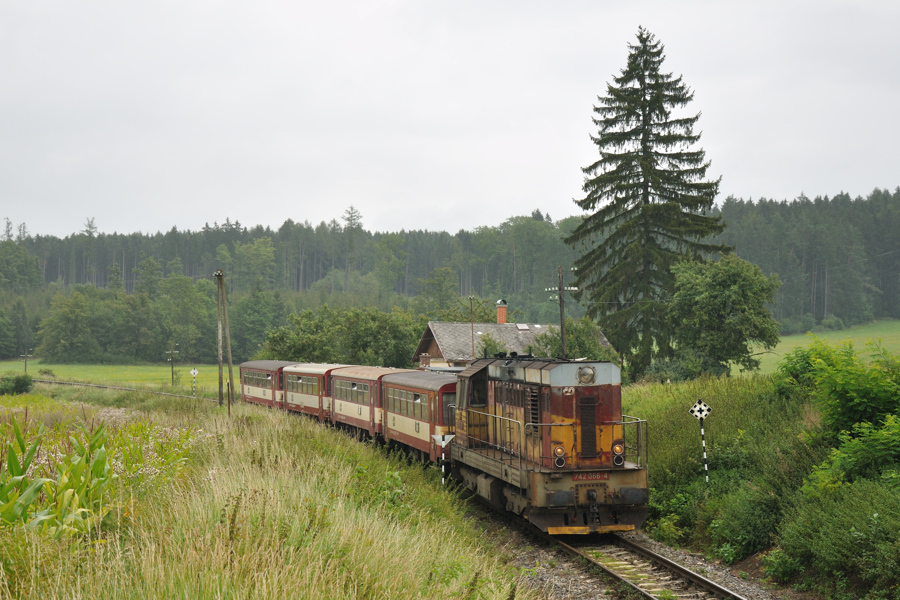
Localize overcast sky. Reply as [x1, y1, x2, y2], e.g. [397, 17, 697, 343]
[1, 1, 897, 238]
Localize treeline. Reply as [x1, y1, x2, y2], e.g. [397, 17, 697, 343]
[25, 256, 288, 365]
[0, 189, 898, 363]
[8, 209, 581, 316]
[716, 188, 900, 331]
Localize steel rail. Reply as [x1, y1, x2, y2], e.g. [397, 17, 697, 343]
[611, 534, 747, 600]
[546, 533, 748, 600]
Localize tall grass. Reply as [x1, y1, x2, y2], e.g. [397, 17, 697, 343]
[624, 375, 828, 558]
[1, 387, 534, 599]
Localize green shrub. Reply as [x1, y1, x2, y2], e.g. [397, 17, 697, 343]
[761, 548, 802, 582]
[772, 338, 841, 398]
[647, 513, 685, 546]
[812, 342, 900, 435]
[706, 485, 779, 562]
[803, 415, 900, 495]
[773, 339, 900, 436]
[644, 349, 728, 383]
[0, 372, 33, 395]
[778, 313, 816, 336]
[820, 314, 845, 331]
[778, 478, 900, 596]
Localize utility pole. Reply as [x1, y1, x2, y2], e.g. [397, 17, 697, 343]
[214, 270, 236, 415]
[20, 349, 33, 373]
[215, 270, 224, 407]
[167, 344, 179, 385]
[545, 267, 577, 359]
[468, 295, 476, 359]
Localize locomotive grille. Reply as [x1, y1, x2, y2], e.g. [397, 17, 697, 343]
[580, 400, 598, 458]
[526, 387, 540, 431]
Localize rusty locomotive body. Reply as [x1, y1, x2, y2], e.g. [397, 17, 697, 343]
[240, 355, 647, 535]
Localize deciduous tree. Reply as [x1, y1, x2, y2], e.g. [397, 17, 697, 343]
[669, 255, 780, 372]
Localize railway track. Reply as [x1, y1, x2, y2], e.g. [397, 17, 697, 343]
[548, 533, 748, 600]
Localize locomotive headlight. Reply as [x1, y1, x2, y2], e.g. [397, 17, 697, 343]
[612, 441, 625, 466]
[554, 445, 566, 457]
[576, 366, 596, 384]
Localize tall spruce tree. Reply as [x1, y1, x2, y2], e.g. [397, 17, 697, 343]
[567, 27, 728, 378]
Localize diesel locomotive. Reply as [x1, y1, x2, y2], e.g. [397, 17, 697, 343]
[240, 355, 647, 535]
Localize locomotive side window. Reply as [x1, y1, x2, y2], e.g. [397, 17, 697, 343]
[441, 392, 456, 426]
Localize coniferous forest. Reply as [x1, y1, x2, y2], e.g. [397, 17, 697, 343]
[0, 188, 898, 365]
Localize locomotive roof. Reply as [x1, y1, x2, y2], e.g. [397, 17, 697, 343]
[283, 363, 350, 375]
[382, 371, 457, 391]
[458, 357, 620, 386]
[240, 360, 297, 371]
[331, 366, 415, 381]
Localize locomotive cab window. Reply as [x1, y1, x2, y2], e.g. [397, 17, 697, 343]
[470, 375, 487, 408]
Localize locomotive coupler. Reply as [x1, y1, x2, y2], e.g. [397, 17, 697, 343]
[587, 489, 601, 523]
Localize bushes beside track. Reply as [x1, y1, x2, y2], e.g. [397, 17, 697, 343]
[629, 338, 900, 599]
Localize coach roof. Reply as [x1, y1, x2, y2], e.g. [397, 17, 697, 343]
[382, 371, 457, 391]
[240, 360, 297, 371]
[331, 366, 415, 381]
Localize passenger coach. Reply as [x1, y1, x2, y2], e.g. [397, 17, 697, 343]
[330, 366, 413, 437]
[382, 371, 457, 461]
[282, 363, 349, 421]
[240, 360, 296, 408]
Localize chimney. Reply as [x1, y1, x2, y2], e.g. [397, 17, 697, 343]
[496, 299, 507, 324]
[419, 353, 431, 369]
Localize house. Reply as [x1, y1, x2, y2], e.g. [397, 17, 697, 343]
[412, 321, 555, 368]
[411, 301, 610, 368]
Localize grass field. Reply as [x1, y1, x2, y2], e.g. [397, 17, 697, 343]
[753, 318, 900, 374]
[0, 360, 227, 397]
[0, 387, 534, 599]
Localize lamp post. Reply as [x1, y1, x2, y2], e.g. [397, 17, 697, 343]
[545, 267, 577, 359]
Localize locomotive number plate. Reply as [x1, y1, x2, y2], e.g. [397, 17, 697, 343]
[572, 472, 609, 481]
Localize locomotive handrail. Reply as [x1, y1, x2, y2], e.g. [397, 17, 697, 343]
[463, 408, 525, 473]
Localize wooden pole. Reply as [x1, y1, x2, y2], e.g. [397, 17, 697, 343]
[221, 273, 235, 416]
[558, 266, 567, 360]
[215, 270, 224, 407]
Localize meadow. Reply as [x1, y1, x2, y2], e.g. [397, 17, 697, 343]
[0, 385, 535, 599]
[754, 318, 900, 374]
[0, 360, 226, 398]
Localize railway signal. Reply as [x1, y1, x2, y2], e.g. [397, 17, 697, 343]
[432, 434, 455, 485]
[190, 368, 199, 397]
[688, 399, 712, 485]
